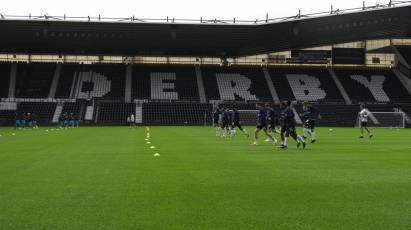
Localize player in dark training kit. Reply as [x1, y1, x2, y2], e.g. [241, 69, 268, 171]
[252, 103, 276, 146]
[279, 101, 306, 149]
[212, 107, 222, 136]
[302, 101, 321, 143]
[265, 103, 280, 142]
[231, 106, 249, 138]
[221, 107, 231, 138]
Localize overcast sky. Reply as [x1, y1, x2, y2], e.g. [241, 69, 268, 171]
[1, 0, 389, 20]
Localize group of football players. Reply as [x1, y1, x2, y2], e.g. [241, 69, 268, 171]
[212, 100, 320, 149]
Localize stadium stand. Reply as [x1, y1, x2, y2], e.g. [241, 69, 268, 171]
[71, 64, 125, 100]
[202, 66, 272, 102]
[397, 46, 411, 65]
[0, 64, 10, 98]
[97, 102, 135, 124]
[335, 69, 411, 103]
[132, 65, 200, 101]
[17, 102, 57, 123]
[268, 68, 345, 103]
[294, 104, 358, 127]
[15, 63, 55, 98]
[55, 64, 78, 99]
[0, 111, 15, 126]
[1, 62, 411, 126]
[143, 103, 212, 125]
[62, 102, 86, 119]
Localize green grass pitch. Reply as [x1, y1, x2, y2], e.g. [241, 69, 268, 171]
[0, 126, 411, 229]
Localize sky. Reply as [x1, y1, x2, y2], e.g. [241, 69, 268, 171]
[1, 0, 390, 21]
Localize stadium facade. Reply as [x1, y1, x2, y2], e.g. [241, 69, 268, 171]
[0, 2, 411, 127]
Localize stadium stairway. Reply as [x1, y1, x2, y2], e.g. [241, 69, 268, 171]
[52, 103, 64, 123]
[48, 64, 62, 99]
[195, 66, 207, 103]
[84, 106, 94, 122]
[135, 104, 143, 124]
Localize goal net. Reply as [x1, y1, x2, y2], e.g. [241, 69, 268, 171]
[355, 111, 405, 128]
[237, 110, 259, 126]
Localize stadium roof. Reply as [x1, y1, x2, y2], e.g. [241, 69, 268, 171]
[0, 3, 410, 57]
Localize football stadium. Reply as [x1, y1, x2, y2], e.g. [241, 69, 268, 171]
[1, 0, 411, 229]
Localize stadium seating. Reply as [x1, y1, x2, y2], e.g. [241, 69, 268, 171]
[55, 64, 78, 99]
[132, 65, 199, 101]
[143, 103, 212, 125]
[0, 110, 15, 126]
[335, 69, 411, 103]
[62, 102, 86, 119]
[0, 64, 10, 98]
[202, 66, 272, 102]
[15, 63, 56, 98]
[18, 102, 57, 123]
[0, 62, 411, 127]
[268, 68, 345, 103]
[72, 64, 125, 100]
[97, 102, 135, 124]
[397, 46, 411, 65]
[293, 104, 358, 127]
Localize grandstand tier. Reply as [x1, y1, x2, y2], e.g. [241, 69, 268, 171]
[17, 102, 57, 123]
[202, 66, 272, 102]
[335, 69, 411, 103]
[55, 64, 78, 99]
[268, 68, 345, 103]
[0, 63, 411, 126]
[15, 63, 56, 98]
[132, 65, 200, 101]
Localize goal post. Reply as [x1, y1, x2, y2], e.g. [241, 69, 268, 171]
[355, 111, 405, 128]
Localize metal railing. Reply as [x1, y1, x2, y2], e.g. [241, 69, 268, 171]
[0, 1, 410, 25]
